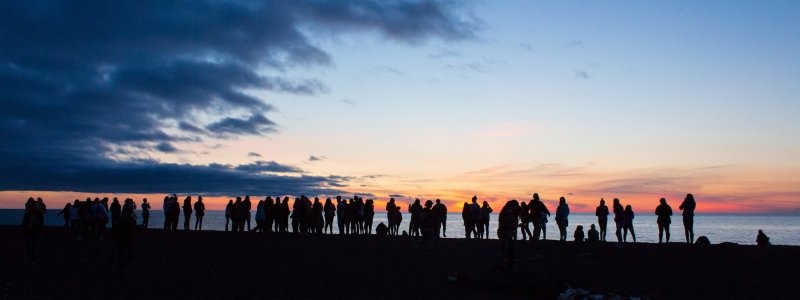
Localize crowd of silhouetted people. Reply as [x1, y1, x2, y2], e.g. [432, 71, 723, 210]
[20, 192, 780, 268]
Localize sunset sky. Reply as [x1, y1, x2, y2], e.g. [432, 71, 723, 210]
[1, 1, 798, 213]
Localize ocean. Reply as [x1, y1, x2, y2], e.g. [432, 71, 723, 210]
[3, 209, 798, 245]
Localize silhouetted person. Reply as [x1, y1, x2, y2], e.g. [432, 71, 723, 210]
[225, 200, 233, 231]
[574, 225, 585, 242]
[291, 197, 304, 233]
[420, 200, 436, 246]
[409, 199, 422, 237]
[388, 203, 402, 236]
[22, 197, 45, 265]
[655, 198, 673, 243]
[254, 200, 266, 233]
[480, 201, 492, 240]
[182, 196, 193, 230]
[756, 230, 770, 246]
[679, 193, 696, 244]
[556, 197, 570, 241]
[376, 222, 389, 236]
[470, 196, 481, 238]
[312, 197, 324, 234]
[623, 205, 636, 243]
[587, 224, 600, 242]
[337, 197, 347, 235]
[461, 201, 472, 238]
[530, 193, 550, 240]
[141, 198, 150, 229]
[595, 198, 609, 241]
[112, 202, 137, 271]
[264, 197, 275, 233]
[194, 196, 205, 231]
[280, 197, 290, 232]
[57, 203, 72, 228]
[519, 202, 532, 240]
[324, 198, 336, 234]
[432, 199, 447, 238]
[613, 198, 624, 243]
[494, 200, 520, 272]
[110, 198, 121, 227]
[243, 196, 252, 231]
[168, 197, 180, 230]
[69, 200, 79, 229]
[364, 199, 375, 234]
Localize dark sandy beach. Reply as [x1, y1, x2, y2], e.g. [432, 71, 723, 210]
[1, 226, 797, 299]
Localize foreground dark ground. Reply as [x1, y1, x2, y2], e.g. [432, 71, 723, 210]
[1, 226, 797, 299]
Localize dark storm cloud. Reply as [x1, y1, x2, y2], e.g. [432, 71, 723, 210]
[234, 161, 303, 173]
[0, 0, 477, 194]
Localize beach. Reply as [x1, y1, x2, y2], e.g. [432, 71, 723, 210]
[1, 226, 797, 299]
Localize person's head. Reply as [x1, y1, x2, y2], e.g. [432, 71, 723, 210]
[590, 224, 596, 229]
[436, 199, 441, 204]
[236, 197, 241, 203]
[600, 198, 605, 205]
[143, 198, 148, 203]
[389, 198, 395, 203]
[74, 199, 80, 205]
[244, 195, 250, 202]
[472, 195, 478, 203]
[686, 193, 695, 202]
[228, 199, 233, 204]
[613, 198, 620, 204]
[482, 201, 489, 207]
[625, 205, 632, 211]
[533, 193, 540, 201]
[520, 202, 528, 208]
[113, 198, 119, 203]
[559, 197, 566, 204]
[758, 229, 764, 234]
[314, 197, 320, 203]
[425, 200, 433, 208]
[198, 196, 202, 203]
[577, 225, 583, 230]
[660, 198, 667, 205]
[414, 199, 420, 204]
[336, 195, 342, 201]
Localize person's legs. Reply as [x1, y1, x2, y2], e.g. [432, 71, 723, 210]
[616, 221, 623, 243]
[599, 220, 607, 241]
[665, 224, 670, 242]
[442, 220, 447, 237]
[658, 224, 664, 243]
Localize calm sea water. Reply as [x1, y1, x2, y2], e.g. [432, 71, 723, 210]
[3, 209, 798, 245]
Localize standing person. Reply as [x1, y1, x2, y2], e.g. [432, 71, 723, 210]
[555, 197, 570, 241]
[336, 196, 347, 235]
[21, 197, 45, 265]
[493, 200, 520, 272]
[432, 199, 446, 238]
[141, 198, 151, 229]
[254, 200, 266, 233]
[264, 197, 275, 233]
[419, 200, 436, 246]
[112, 202, 137, 271]
[436, 199, 448, 237]
[69, 200, 80, 229]
[243, 196, 252, 231]
[623, 205, 636, 243]
[470, 196, 481, 238]
[461, 202, 471, 238]
[110, 198, 121, 228]
[655, 198, 673, 243]
[613, 198, 624, 243]
[364, 199, 375, 234]
[169, 198, 180, 230]
[324, 198, 336, 234]
[162, 196, 171, 230]
[595, 199, 609, 242]
[182, 196, 193, 231]
[312, 197, 324, 234]
[57, 203, 72, 228]
[194, 196, 205, 231]
[409, 199, 422, 237]
[480, 201, 493, 239]
[224, 200, 233, 232]
[679, 193, 696, 244]
[530, 193, 550, 240]
[518, 202, 532, 240]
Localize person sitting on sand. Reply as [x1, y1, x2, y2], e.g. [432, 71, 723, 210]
[655, 198, 673, 243]
[587, 224, 600, 242]
[756, 230, 770, 246]
[494, 200, 520, 271]
[556, 197, 570, 241]
[376, 222, 389, 236]
[623, 205, 636, 243]
[679, 193, 696, 244]
[574, 225, 585, 242]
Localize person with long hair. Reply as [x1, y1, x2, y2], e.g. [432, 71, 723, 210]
[613, 198, 624, 243]
[623, 205, 636, 243]
[194, 196, 205, 231]
[182, 196, 193, 231]
[494, 200, 520, 271]
[555, 197, 570, 241]
[679, 193, 696, 244]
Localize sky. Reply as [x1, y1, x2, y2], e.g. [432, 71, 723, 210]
[1, 1, 799, 214]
